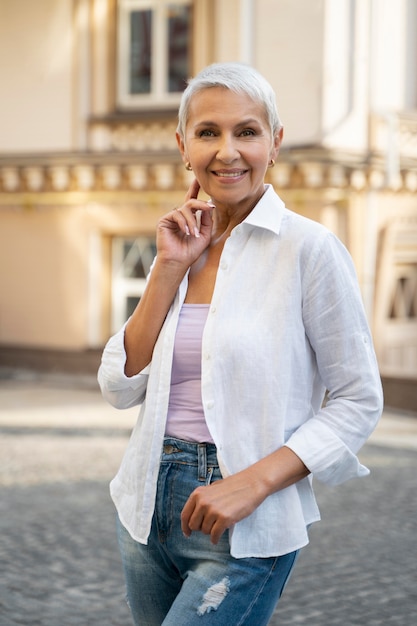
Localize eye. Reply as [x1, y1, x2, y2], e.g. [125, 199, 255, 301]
[198, 129, 216, 137]
[240, 128, 256, 137]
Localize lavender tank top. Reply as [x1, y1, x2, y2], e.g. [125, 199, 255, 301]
[165, 304, 214, 443]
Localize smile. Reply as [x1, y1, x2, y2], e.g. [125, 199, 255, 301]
[214, 170, 247, 178]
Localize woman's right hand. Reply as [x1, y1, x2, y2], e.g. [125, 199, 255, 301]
[156, 179, 214, 269]
[123, 179, 214, 376]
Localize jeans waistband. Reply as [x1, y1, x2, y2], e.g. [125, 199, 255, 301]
[162, 436, 219, 481]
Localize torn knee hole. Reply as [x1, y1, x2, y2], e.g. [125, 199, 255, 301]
[197, 576, 230, 616]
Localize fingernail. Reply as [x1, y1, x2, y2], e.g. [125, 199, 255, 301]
[185, 225, 190, 236]
[207, 200, 216, 208]
[194, 227, 200, 238]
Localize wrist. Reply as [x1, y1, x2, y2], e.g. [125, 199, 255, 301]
[154, 255, 189, 277]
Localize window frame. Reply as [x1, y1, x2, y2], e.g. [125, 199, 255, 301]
[117, 0, 192, 110]
[111, 235, 157, 333]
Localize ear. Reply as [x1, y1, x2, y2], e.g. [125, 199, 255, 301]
[176, 132, 188, 165]
[270, 127, 284, 161]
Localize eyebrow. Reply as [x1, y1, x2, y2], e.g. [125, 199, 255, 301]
[193, 118, 262, 128]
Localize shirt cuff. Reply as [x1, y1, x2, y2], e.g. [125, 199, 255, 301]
[285, 422, 370, 486]
[97, 324, 150, 408]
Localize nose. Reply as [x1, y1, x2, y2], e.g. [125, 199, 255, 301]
[215, 134, 239, 163]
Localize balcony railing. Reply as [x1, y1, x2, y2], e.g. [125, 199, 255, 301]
[1, 111, 417, 196]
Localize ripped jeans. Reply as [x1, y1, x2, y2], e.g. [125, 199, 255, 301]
[116, 437, 298, 626]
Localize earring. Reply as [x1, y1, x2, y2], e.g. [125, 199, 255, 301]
[185, 162, 193, 171]
[268, 159, 275, 168]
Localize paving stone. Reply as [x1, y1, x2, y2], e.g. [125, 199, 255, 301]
[0, 374, 416, 625]
[272, 446, 417, 625]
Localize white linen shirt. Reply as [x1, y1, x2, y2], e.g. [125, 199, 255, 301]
[98, 185, 383, 559]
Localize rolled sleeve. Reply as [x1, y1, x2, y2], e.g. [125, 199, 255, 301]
[286, 412, 374, 485]
[97, 324, 149, 409]
[287, 233, 384, 485]
[286, 367, 382, 484]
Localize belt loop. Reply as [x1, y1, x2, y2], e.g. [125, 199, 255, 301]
[198, 444, 207, 481]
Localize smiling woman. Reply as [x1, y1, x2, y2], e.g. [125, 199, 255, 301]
[98, 62, 383, 626]
[176, 88, 281, 223]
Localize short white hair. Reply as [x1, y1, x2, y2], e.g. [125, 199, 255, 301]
[177, 62, 283, 139]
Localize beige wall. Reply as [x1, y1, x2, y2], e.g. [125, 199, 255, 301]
[0, 203, 89, 348]
[1, 184, 411, 350]
[209, 0, 325, 146]
[0, 0, 74, 152]
[0, 0, 416, 392]
[0, 0, 414, 154]
[255, 0, 325, 145]
[0, 189, 188, 350]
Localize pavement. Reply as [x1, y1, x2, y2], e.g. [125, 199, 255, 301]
[0, 368, 416, 626]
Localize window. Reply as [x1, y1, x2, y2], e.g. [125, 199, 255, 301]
[388, 265, 417, 320]
[111, 236, 157, 332]
[117, 0, 192, 109]
[373, 220, 417, 379]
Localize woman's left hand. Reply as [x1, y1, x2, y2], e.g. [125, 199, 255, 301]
[180, 446, 309, 544]
[180, 467, 267, 545]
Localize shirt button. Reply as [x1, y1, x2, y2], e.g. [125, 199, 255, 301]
[207, 401, 214, 410]
[211, 306, 216, 314]
[220, 261, 228, 270]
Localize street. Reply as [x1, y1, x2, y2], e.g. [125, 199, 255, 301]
[1, 370, 416, 625]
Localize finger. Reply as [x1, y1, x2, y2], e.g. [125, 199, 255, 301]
[185, 178, 200, 201]
[176, 206, 203, 239]
[173, 208, 191, 236]
[199, 204, 214, 227]
[200, 514, 217, 536]
[181, 495, 197, 537]
[179, 180, 215, 238]
[209, 519, 228, 545]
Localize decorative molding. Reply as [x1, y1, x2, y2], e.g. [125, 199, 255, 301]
[371, 111, 417, 160]
[2, 157, 417, 196]
[1, 116, 417, 196]
[88, 120, 179, 152]
[1, 111, 416, 195]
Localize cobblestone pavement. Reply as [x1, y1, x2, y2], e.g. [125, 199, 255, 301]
[0, 370, 416, 626]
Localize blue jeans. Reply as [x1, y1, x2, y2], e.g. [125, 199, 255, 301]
[116, 437, 299, 626]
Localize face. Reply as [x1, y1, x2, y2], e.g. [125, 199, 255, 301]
[177, 87, 282, 212]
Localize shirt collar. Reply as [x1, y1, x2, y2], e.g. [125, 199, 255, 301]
[242, 184, 285, 236]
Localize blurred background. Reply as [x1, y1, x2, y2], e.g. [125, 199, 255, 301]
[0, 0, 416, 412]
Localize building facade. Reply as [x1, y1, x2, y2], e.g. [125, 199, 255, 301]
[0, 0, 416, 410]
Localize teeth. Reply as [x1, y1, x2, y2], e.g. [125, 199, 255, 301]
[216, 171, 244, 178]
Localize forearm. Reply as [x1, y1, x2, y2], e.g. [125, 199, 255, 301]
[123, 181, 214, 377]
[246, 446, 310, 499]
[124, 259, 186, 376]
[181, 446, 309, 544]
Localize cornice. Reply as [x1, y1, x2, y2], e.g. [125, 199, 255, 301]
[0, 145, 416, 198]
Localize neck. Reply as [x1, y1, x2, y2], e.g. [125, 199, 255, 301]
[211, 187, 266, 240]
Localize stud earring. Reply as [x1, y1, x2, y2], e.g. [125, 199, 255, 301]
[185, 162, 193, 171]
[268, 159, 275, 168]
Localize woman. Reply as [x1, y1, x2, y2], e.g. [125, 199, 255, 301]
[98, 62, 383, 625]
